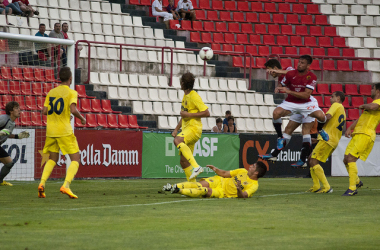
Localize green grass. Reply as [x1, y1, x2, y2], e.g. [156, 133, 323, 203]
[1, 177, 380, 250]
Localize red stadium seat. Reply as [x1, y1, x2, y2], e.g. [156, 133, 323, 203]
[0, 95, 12, 110]
[325, 27, 338, 37]
[285, 47, 297, 55]
[310, 60, 321, 71]
[211, 0, 223, 10]
[313, 48, 325, 56]
[181, 20, 192, 30]
[36, 96, 45, 110]
[211, 43, 221, 51]
[128, 115, 148, 129]
[75, 115, 86, 128]
[213, 33, 225, 44]
[220, 12, 232, 22]
[323, 60, 337, 71]
[79, 98, 92, 112]
[345, 84, 359, 95]
[12, 67, 24, 81]
[203, 22, 215, 32]
[200, 0, 211, 9]
[330, 84, 343, 93]
[286, 14, 299, 24]
[223, 44, 233, 52]
[319, 37, 332, 47]
[351, 96, 364, 108]
[224, 1, 236, 11]
[107, 114, 120, 128]
[129, 0, 139, 5]
[259, 13, 272, 23]
[224, 33, 235, 44]
[359, 85, 372, 96]
[281, 25, 293, 35]
[195, 10, 206, 20]
[268, 25, 280, 35]
[342, 98, 351, 108]
[31, 112, 43, 126]
[20, 82, 32, 95]
[251, 2, 264, 12]
[256, 58, 266, 69]
[293, 4, 306, 14]
[42, 83, 53, 96]
[290, 36, 303, 47]
[32, 82, 43, 96]
[201, 33, 212, 43]
[241, 23, 253, 34]
[337, 60, 351, 71]
[246, 13, 258, 23]
[101, 99, 121, 113]
[0, 80, 8, 94]
[9, 81, 21, 95]
[14, 96, 27, 110]
[215, 22, 227, 33]
[228, 23, 240, 33]
[301, 15, 313, 25]
[234, 45, 245, 53]
[367, 97, 373, 104]
[342, 48, 355, 57]
[306, 4, 319, 14]
[299, 47, 311, 55]
[315, 15, 328, 25]
[20, 112, 31, 126]
[233, 57, 243, 67]
[352, 61, 367, 71]
[279, 4, 292, 13]
[90, 99, 102, 113]
[75, 85, 95, 98]
[25, 96, 37, 111]
[296, 26, 308, 36]
[271, 46, 283, 55]
[277, 36, 289, 46]
[314, 96, 324, 107]
[273, 14, 285, 24]
[34, 68, 45, 82]
[280, 59, 292, 68]
[96, 114, 109, 128]
[1, 66, 12, 80]
[304, 37, 317, 47]
[264, 3, 276, 12]
[249, 35, 261, 45]
[347, 109, 360, 120]
[263, 35, 275, 45]
[86, 114, 98, 128]
[258, 46, 270, 56]
[246, 45, 258, 56]
[45, 69, 59, 83]
[206, 11, 218, 21]
[237, 2, 249, 11]
[324, 96, 331, 107]
[140, 0, 151, 6]
[190, 32, 201, 43]
[255, 24, 266, 34]
[327, 48, 340, 57]
[118, 115, 130, 129]
[237, 34, 249, 44]
[310, 26, 322, 36]
[233, 12, 245, 22]
[317, 84, 330, 94]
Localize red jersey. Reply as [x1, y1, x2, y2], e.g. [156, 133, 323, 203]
[281, 70, 317, 104]
[278, 66, 294, 86]
[12, 0, 29, 5]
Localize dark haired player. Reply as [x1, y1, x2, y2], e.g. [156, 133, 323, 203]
[260, 55, 329, 168]
[162, 161, 267, 198]
[172, 72, 210, 182]
[0, 101, 30, 186]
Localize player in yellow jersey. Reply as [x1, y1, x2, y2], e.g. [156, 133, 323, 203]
[342, 83, 380, 196]
[162, 161, 267, 198]
[38, 67, 86, 199]
[172, 72, 210, 182]
[307, 91, 346, 193]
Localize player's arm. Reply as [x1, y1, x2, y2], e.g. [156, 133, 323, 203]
[267, 69, 289, 76]
[345, 119, 358, 138]
[172, 118, 182, 137]
[277, 87, 313, 100]
[235, 180, 249, 198]
[206, 165, 231, 178]
[70, 103, 86, 125]
[359, 103, 380, 111]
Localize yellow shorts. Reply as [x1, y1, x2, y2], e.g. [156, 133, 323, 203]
[43, 134, 80, 155]
[177, 127, 201, 153]
[311, 140, 335, 163]
[345, 134, 374, 162]
[202, 176, 225, 198]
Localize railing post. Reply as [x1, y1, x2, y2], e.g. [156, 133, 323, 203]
[169, 47, 173, 87]
[120, 44, 122, 72]
[161, 47, 165, 75]
[321, 56, 324, 81]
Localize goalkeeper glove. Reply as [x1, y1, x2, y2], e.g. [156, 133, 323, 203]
[0, 129, 10, 136]
[18, 131, 30, 139]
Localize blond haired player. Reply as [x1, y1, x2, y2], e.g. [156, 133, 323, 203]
[38, 67, 86, 199]
[342, 83, 380, 196]
[162, 161, 267, 198]
[172, 72, 210, 182]
[308, 91, 346, 193]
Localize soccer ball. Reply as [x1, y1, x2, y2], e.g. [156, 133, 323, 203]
[199, 47, 213, 61]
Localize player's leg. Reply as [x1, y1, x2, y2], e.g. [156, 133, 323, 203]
[272, 106, 292, 146]
[309, 142, 333, 193]
[291, 122, 314, 168]
[0, 151, 15, 186]
[38, 137, 60, 197]
[307, 157, 320, 192]
[309, 110, 329, 141]
[343, 154, 359, 196]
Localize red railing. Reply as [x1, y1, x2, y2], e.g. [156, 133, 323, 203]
[75, 40, 255, 88]
[266, 54, 380, 81]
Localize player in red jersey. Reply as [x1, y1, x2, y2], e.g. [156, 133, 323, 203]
[259, 55, 329, 168]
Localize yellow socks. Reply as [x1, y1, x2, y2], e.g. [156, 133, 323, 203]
[176, 182, 202, 189]
[63, 161, 80, 188]
[177, 142, 199, 169]
[183, 166, 196, 182]
[309, 167, 320, 190]
[313, 164, 330, 190]
[40, 159, 56, 186]
[347, 162, 358, 191]
[179, 187, 208, 198]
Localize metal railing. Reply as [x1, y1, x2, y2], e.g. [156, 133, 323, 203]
[75, 40, 255, 88]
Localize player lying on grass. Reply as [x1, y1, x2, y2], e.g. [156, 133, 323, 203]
[162, 161, 267, 198]
[342, 83, 380, 196]
[307, 91, 346, 194]
[0, 101, 30, 186]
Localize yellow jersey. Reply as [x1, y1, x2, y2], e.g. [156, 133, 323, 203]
[317, 102, 346, 148]
[222, 169, 258, 198]
[181, 90, 208, 135]
[353, 99, 380, 141]
[44, 85, 78, 137]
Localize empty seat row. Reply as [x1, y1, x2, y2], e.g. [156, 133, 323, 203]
[197, 91, 275, 106]
[320, 4, 380, 15]
[75, 113, 147, 129]
[0, 81, 58, 96]
[0, 66, 59, 82]
[330, 15, 380, 26]
[314, 95, 372, 108]
[314, 83, 372, 95]
[338, 26, 380, 38]
[30, 0, 122, 14]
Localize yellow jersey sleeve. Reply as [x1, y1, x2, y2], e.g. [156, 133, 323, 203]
[245, 182, 259, 197]
[318, 103, 345, 148]
[69, 90, 78, 106]
[353, 99, 380, 141]
[326, 102, 339, 117]
[229, 168, 246, 177]
[191, 92, 208, 112]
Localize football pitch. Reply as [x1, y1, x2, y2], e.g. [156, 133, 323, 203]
[1, 177, 380, 250]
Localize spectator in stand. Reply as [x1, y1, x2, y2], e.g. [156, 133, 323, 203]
[177, 0, 196, 21]
[166, 0, 180, 20]
[152, 0, 173, 29]
[35, 23, 51, 62]
[0, 0, 12, 15]
[62, 22, 83, 65]
[223, 110, 235, 131]
[5, 0, 23, 15]
[12, 0, 38, 17]
[49, 22, 64, 64]
[224, 116, 238, 133]
[211, 117, 223, 133]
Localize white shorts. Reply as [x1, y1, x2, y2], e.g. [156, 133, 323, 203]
[278, 96, 321, 119]
[289, 114, 315, 124]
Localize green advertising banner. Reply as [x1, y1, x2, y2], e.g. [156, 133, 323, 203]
[142, 132, 240, 178]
